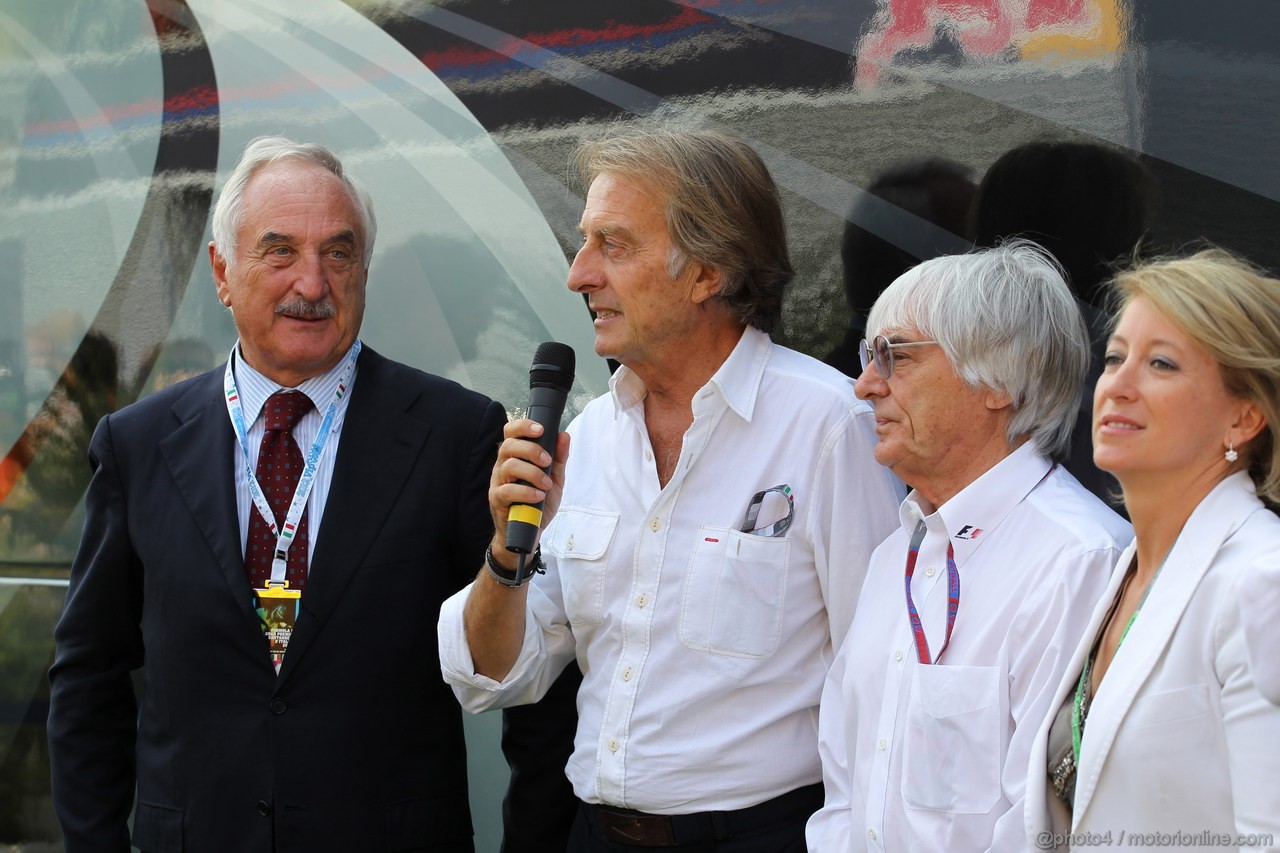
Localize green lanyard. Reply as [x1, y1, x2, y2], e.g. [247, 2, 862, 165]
[1071, 556, 1165, 765]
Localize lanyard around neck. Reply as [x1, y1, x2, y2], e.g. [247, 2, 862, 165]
[1071, 552, 1167, 765]
[903, 520, 959, 665]
[223, 341, 360, 584]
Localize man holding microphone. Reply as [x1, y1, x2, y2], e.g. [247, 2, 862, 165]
[439, 126, 903, 851]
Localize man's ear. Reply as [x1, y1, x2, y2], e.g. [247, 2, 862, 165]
[983, 386, 1013, 412]
[688, 261, 722, 306]
[210, 242, 232, 307]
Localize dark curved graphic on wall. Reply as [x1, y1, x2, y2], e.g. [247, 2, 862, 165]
[363, 1, 856, 129]
[0, 0, 218, 529]
[353, 0, 1279, 363]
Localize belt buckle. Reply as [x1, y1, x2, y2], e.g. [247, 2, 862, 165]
[598, 808, 679, 847]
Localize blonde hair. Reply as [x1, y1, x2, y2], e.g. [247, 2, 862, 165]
[1108, 248, 1280, 504]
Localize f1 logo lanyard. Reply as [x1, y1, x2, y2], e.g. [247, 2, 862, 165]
[903, 520, 959, 665]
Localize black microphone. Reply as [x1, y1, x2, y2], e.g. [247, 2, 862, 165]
[505, 342, 575, 555]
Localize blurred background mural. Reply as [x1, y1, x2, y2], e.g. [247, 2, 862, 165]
[0, 0, 1277, 848]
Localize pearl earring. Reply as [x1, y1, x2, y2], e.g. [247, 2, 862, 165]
[1225, 441, 1239, 463]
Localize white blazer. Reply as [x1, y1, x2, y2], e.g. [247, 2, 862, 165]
[1025, 472, 1280, 852]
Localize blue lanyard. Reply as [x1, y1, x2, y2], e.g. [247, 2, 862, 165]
[222, 341, 360, 584]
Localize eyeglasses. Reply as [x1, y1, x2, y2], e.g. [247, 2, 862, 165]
[858, 335, 940, 379]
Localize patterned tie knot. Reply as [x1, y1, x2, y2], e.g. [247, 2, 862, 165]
[263, 391, 313, 432]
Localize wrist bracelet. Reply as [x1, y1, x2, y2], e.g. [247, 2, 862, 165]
[485, 544, 545, 589]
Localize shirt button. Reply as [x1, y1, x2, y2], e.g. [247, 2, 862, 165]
[894, 650, 904, 662]
[925, 565, 936, 577]
[650, 518, 661, 532]
[636, 594, 648, 608]
[878, 738, 888, 750]
[644, 449, 653, 461]
[622, 667, 633, 682]
[868, 829, 877, 841]
[566, 534, 574, 552]
[608, 739, 619, 753]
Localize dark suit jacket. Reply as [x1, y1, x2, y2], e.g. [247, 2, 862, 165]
[499, 664, 582, 853]
[48, 346, 506, 853]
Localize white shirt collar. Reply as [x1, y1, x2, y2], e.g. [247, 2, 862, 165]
[232, 340, 360, 426]
[899, 439, 1053, 566]
[606, 325, 768, 421]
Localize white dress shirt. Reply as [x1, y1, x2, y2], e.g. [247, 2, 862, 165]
[439, 326, 905, 813]
[230, 342, 359, 562]
[807, 442, 1131, 852]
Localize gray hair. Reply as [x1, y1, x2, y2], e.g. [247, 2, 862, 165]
[867, 240, 1089, 460]
[210, 136, 377, 268]
[574, 127, 793, 334]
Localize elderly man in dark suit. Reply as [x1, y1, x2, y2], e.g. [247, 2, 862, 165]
[47, 137, 506, 853]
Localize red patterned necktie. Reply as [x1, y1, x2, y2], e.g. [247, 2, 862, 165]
[245, 390, 315, 590]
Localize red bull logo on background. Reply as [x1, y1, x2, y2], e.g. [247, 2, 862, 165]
[855, 0, 1126, 88]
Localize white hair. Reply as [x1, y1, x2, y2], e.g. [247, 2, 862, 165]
[210, 136, 377, 268]
[867, 239, 1090, 460]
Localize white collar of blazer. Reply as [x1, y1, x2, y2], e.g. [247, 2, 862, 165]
[1071, 471, 1266, 823]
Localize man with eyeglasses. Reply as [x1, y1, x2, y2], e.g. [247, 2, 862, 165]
[806, 240, 1132, 852]
[439, 127, 905, 851]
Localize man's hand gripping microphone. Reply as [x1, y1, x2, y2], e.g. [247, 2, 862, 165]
[505, 342, 575, 559]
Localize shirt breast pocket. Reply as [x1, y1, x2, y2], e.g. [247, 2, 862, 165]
[901, 664, 1003, 814]
[544, 508, 619, 626]
[679, 526, 789, 659]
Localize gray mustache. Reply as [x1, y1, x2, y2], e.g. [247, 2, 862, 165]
[276, 298, 336, 319]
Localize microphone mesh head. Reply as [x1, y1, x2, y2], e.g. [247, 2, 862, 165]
[530, 342, 576, 391]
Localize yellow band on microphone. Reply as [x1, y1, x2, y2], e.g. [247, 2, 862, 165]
[509, 505, 543, 527]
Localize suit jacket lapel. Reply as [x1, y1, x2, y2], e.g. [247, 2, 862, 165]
[1072, 474, 1263, 822]
[276, 349, 433, 684]
[159, 369, 260, 629]
[1024, 540, 1131, 837]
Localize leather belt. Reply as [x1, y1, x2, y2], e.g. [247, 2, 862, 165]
[583, 783, 823, 848]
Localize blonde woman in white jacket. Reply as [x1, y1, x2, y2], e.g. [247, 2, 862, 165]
[1026, 249, 1280, 853]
